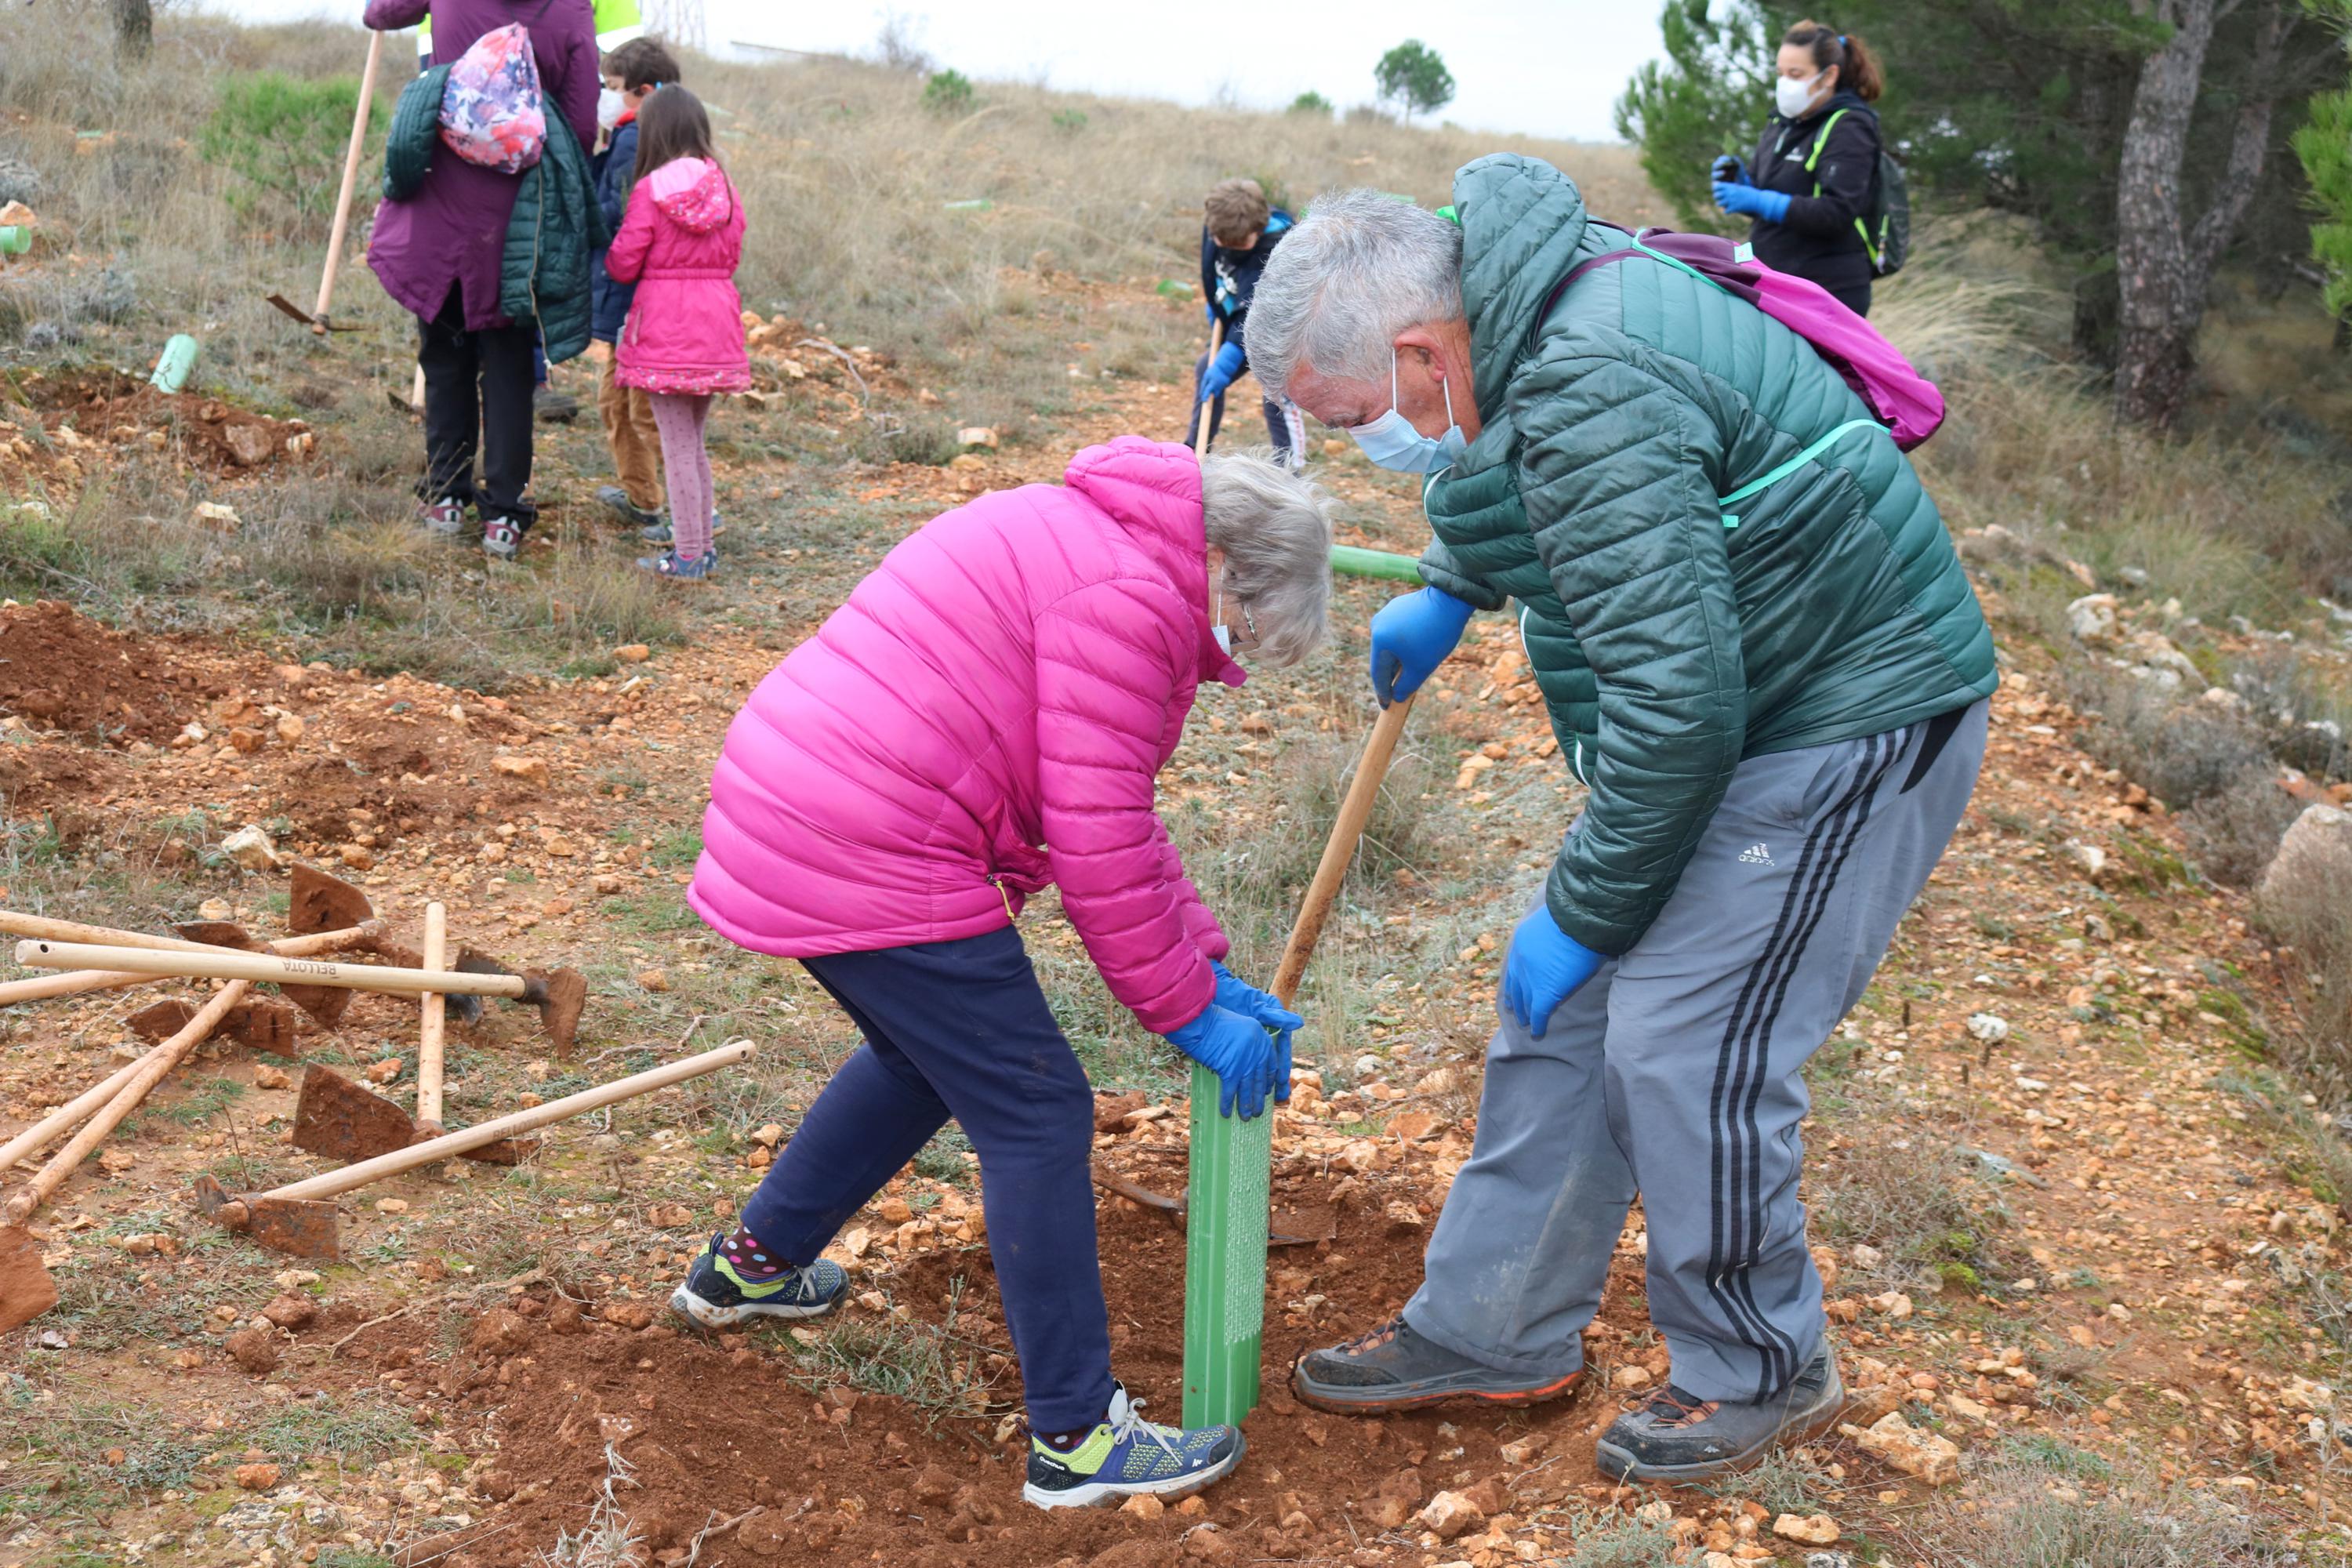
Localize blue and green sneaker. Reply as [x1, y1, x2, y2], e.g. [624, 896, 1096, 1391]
[1022, 1383, 1244, 1510]
[667, 1232, 848, 1329]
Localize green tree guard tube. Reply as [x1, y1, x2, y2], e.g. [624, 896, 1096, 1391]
[1181, 1059, 1271, 1428]
[150, 335, 199, 394]
[1327, 543, 1425, 584]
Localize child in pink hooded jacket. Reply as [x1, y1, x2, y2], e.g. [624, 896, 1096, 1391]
[674, 439, 1335, 1510]
[605, 85, 747, 580]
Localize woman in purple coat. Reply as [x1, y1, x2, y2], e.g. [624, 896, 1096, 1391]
[364, 0, 599, 560]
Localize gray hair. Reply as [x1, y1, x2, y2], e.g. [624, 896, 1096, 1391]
[1200, 449, 1333, 668]
[1247, 189, 1465, 403]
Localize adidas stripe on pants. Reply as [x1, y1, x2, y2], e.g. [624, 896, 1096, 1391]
[1402, 701, 1987, 1404]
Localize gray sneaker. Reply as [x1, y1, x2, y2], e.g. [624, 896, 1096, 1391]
[1595, 1345, 1846, 1483]
[596, 485, 663, 528]
[1292, 1315, 1583, 1414]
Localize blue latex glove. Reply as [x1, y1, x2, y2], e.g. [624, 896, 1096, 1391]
[1498, 903, 1606, 1039]
[1197, 340, 1247, 401]
[1210, 960, 1301, 1103]
[1165, 1002, 1282, 1119]
[1710, 154, 1751, 187]
[1369, 586, 1475, 706]
[1715, 182, 1790, 223]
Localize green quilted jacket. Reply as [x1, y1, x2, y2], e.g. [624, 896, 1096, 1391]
[380, 72, 608, 363]
[1421, 154, 1995, 955]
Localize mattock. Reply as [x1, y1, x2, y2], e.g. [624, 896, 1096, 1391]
[286, 902, 538, 1166]
[196, 1040, 757, 1259]
[0, 982, 247, 1331]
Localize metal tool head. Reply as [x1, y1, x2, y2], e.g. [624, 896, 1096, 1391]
[370, 936, 482, 1025]
[0, 1225, 58, 1334]
[129, 997, 301, 1057]
[247, 1197, 342, 1258]
[288, 864, 374, 937]
[454, 950, 586, 1055]
[292, 1065, 419, 1163]
[172, 920, 256, 949]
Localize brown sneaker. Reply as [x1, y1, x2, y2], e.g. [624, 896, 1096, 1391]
[1292, 1315, 1583, 1414]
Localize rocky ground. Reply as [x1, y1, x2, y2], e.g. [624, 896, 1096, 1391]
[0, 268, 2343, 1568]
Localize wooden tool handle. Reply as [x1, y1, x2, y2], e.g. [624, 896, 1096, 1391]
[264, 1040, 757, 1200]
[416, 902, 447, 1127]
[2, 982, 248, 1225]
[314, 29, 383, 330]
[1269, 698, 1415, 1007]
[0, 969, 151, 1008]
[0, 1056, 149, 1174]
[0, 911, 380, 958]
[13, 940, 526, 999]
[1192, 318, 1225, 454]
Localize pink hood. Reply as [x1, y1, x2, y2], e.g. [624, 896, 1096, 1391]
[645, 157, 735, 233]
[690, 438, 1243, 1034]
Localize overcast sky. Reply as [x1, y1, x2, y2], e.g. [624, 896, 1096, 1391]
[212, 2, 1664, 143]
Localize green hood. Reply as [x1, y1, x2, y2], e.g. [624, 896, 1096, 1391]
[1455, 154, 1606, 419]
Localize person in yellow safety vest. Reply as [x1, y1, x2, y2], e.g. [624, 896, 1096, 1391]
[417, 0, 643, 60]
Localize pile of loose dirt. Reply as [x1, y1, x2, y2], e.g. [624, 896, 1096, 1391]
[0, 599, 219, 743]
[318, 1197, 1625, 1568]
[9, 367, 311, 472]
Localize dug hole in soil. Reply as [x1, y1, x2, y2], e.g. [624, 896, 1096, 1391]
[2, 367, 311, 474]
[317, 1180, 1625, 1568]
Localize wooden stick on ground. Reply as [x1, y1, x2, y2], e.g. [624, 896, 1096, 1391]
[0, 917, 383, 1008]
[1, 982, 247, 1225]
[0, 1057, 149, 1174]
[13, 941, 527, 999]
[416, 902, 447, 1131]
[1269, 697, 1415, 1006]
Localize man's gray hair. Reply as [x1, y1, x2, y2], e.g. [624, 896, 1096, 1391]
[1199, 449, 1333, 668]
[1247, 189, 1465, 405]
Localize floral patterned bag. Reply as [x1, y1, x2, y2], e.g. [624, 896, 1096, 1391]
[438, 23, 546, 174]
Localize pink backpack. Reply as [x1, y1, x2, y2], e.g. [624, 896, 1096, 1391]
[1552, 226, 1944, 451]
[439, 23, 546, 175]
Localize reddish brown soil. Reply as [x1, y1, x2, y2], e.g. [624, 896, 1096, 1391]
[314, 1198, 1623, 1568]
[9, 368, 311, 472]
[0, 598, 218, 742]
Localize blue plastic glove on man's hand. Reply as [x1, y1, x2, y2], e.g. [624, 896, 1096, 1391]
[1197, 340, 1247, 401]
[1165, 1001, 1283, 1119]
[1369, 586, 1475, 707]
[1710, 154, 1750, 186]
[1498, 903, 1606, 1039]
[1211, 960, 1301, 1105]
[1714, 182, 1790, 223]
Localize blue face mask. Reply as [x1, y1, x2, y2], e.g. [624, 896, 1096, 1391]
[1348, 350, 1468, 474]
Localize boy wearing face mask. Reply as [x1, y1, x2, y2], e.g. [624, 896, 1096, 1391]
[1711, 20, 1886, 317]
[589, 36, 684, 533]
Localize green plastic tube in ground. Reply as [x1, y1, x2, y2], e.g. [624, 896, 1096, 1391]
[1327, 543, 1425, 584]
[150, 334, 198, 394]
[1181, 1059, 1271, 1428]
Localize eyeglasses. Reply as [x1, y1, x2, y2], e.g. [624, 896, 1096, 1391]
[1215, 576, 1261, 652]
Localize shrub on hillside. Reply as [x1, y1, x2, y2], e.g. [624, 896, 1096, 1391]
[2178, 771, 2306, 888]
[198, 71, 378, 237]
[922, 69, 975, 116]
[1288, 91, 1333, 117]
[2070, 673, 2276, 811]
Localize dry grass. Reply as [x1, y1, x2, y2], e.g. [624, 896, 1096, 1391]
[1919, 1461, 2288, 1566]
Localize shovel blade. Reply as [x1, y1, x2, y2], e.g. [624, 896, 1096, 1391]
[263, 293, 318, 327]
[292, 1065, 419, 1162]
[246, 1198, 341, 1259]
[280, 984, 351, 1029]
[289, 864, 374, 937]
[172, 920, 256, 949]
[129, 998, 300, 1057]
[536, 968, 587, 1058]
[0, 1226, 58, 1333]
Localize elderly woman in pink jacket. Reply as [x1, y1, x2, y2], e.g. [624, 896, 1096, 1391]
[677, 437, 1331, 1509]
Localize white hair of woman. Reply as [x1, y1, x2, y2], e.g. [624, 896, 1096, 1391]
[1198, 448, 1334, 668]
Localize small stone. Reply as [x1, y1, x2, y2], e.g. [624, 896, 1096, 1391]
[338, 843, 375, 869]
[227, 727, 264, 754]
[221, 824, 280, 871]
[97, 1149, 134, 1173]
[274, 711, 305, 744]
[1120, 1494, 1165, 1519]
[198, 896, 236, 920]
[374, 1198, 408, 1214]
[593, 873, 624, 895]
[234, 1462, 281, 1491]
[365, 1058, 402, 1084]
[253, 1063, 291, 1091]
[1612, 1364, 1653, 1390]
[613, 644, 652, 663]
[647, 1202, 693, 1228]
[260, 1294, 316, 1330]
[602, 1300, 656, 1330]
[467, 1308, 535, 1356]
[1840, 1412, 1962, 1486]
[1417, 1490, 1485, 1541]
[492, 754, 549, 787]
[1965, 1012, 2009, 1044]
[2065, 593, 2118, 642]
[224, 1328, 279, 1375]
[636, 969, 669, 993]
[1773, 1515, 1840, 1545]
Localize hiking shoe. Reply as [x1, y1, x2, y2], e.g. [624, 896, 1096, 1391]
[1293, 1316, 1582, 1414]
[636, 547, 716, 580]
[534, 386, 580, 423]
[668, 1232, 848, 1329]
[596, 485, 663, 528]
[1022, 1382, 1243, 1510]
[481, 517, 525, 561]
[1595, 1344, 1846, 1483]
[638, 517, 673, 546]
[419, 495, 467, 536]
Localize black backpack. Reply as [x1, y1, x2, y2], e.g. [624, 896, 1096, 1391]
[1806, 107, 1908, 278]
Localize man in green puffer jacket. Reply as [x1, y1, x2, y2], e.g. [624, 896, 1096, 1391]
[1249, 155, 1995, 1483]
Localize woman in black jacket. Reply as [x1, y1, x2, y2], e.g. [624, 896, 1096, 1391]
[1711, 20, 1885, 316]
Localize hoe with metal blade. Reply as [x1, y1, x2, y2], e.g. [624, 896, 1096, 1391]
[196, 1040, 757, 1258]
[0, 906, 383, 1017]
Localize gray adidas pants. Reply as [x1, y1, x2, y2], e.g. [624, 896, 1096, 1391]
[1403, 701, 1987, 1404]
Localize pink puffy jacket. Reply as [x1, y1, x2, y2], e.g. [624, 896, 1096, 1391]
[608, 157, 752, 395]
[690, 438, 1240, 1034]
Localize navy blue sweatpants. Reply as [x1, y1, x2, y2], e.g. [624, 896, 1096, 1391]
[739, 926, 1114, 1432]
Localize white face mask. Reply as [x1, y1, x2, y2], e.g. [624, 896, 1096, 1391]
[1210, 575, 1257, 659]
[1346, 350, 1468, 474]
[1774, 71, 1823, 119]
[597, 88, 626, 129]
